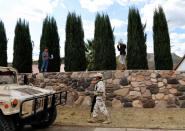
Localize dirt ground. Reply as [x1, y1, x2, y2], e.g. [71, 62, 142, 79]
[56, 106, 185, 130]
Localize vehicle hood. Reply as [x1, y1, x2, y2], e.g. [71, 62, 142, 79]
[0, 84, 55, 99]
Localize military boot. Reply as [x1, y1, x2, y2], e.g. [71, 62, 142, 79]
[87, 117, 98, 123]
[102, 117, 111, 124]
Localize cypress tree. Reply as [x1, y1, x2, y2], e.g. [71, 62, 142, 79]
[39, 16, 61, 72]
[94, 13, 116, 70]
[64, 12, 86, 71]
[13, 19, 32, 73]
[0, 20, 7, 67]
[153, 6, 173, 70]
[127, 7, 148, 70]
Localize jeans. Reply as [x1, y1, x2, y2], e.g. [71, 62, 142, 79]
[41, 60, 48, 72]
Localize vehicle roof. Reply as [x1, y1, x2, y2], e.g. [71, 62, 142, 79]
[0, 66, 17, 72]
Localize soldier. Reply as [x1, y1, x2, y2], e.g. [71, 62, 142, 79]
[88, 73, 111, 124]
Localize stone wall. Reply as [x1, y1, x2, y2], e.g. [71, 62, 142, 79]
[18, 70, 185, 109]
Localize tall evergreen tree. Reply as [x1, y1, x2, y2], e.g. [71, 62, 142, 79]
[13, 19, 32, 73]
[153, 6, 173, 70]
[39, 16, 60, 72]
[127, 7, 148, 70]
[64, 12, 86, 71]
[0, 20, 7, 67]
[94, 13, 116, 70]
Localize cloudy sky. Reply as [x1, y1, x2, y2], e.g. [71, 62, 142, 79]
[0, 0, 185, 62]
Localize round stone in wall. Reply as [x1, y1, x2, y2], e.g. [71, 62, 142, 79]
[132, 100, 143, 108]
[155, 93, 165, 100]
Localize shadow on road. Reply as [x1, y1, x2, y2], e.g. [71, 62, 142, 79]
[23, 126, 95, 131]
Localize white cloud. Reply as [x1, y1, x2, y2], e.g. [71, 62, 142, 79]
[140, 0, 163, 32]
[0, 0, 62, 25]
[79, 0, 148, 12]
[60, 0, 66, 9]
[13, 0, 61, 22]
[141, 0, 185, 32]
[1, 0, 60, 22]
[171, 42, 185, 57]
[164, 0, 185, 29]
[140, 0, 185, 57]
[111, 19, 127, 28]
[83, 20, 95, 40]
[0, 0, 62, 62]
[110, 19, 127, 42]
[146, 42, 185, 57]
[145, 33, 185, 57]
[116, 0, 148, 6]
[170, 32, 185, 56]
[170, 33, 185, 43]
[79, 0, 114, 12]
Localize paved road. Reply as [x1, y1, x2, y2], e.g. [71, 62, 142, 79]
[23, 126, 184, 131]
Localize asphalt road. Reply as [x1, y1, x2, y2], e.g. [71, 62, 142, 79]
[24, 126, 118, 131]
[23, 126, 184, 131]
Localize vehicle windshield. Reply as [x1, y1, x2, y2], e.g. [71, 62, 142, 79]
[0, 71, 17, 84]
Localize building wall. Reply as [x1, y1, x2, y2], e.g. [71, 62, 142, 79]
[18, 70, 185, 109]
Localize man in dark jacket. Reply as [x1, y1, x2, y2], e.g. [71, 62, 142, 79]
[117, 40, 126, 70]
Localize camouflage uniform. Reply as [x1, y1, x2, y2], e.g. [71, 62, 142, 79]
[92, 80, 108, 118]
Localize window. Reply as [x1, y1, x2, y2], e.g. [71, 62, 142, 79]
[0, 71, 17, 84]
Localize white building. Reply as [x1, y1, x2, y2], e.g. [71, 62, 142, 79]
[175, 55, 185, 71]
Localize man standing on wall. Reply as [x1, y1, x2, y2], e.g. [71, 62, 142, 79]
[88, 73, 111, 124]
[117, 40, 127, 70]
[41, 47, 53, 72]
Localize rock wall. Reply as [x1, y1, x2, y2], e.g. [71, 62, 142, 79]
[18, 70, 185, 109]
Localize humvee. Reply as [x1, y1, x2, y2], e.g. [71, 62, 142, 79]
[0, 67, 67, 131]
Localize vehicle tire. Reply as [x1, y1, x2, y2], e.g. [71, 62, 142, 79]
[31, 107, 57, 129]
[0, 114, 15, 131]
[15, 124, 24, 131]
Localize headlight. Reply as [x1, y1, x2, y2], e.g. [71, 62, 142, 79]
[4, 104, 9, 109]
[11, 99, 18, 108]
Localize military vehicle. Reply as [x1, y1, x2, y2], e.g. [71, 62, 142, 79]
[0, 67, 67, 131]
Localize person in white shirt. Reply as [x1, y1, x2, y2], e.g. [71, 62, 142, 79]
[117, 40, 126, 70]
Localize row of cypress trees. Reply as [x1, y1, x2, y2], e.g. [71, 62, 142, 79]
[0, 17, 61, 73]
[127, 6, 173, 70]
[65, 13, 116, 71]
[0, 6, 173, 72]
[83, 14, 117, 71]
